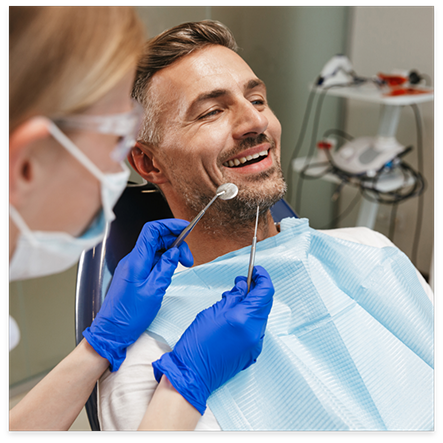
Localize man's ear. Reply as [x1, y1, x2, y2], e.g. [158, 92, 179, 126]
[128, 142, 169, 185]
[9, 117, 51, 207]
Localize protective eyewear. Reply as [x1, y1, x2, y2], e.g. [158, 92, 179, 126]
[52, 99, 144, 162]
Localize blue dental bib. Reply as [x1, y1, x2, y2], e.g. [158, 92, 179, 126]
[147, 218, 433, 431]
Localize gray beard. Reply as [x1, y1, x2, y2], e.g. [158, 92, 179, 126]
[178, 160, 287, 235]
[165, 132, 287, 236]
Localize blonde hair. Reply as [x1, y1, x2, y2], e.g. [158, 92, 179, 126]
[9, 6, 146, 133]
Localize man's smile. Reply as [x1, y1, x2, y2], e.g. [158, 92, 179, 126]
[223, 149, 269, 168]
[222, 144, 274, 174]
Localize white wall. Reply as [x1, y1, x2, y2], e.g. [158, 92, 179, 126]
[339, 6, 434, 278]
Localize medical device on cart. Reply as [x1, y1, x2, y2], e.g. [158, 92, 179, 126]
[289, 55, 433, 264]
[315, 55, 432, 179]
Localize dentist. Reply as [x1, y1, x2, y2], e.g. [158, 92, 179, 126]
[9, 7, 274, 431]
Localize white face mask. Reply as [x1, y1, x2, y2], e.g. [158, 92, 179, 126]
[9, 122, 130, 281]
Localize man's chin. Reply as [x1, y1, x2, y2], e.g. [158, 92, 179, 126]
[213, 171, 287, 223]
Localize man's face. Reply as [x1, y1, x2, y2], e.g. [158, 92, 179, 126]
[148, 44, 286, 225]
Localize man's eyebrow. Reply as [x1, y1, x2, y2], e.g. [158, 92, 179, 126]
[187, 78, 266, 117]
[192, 89, 228, 107]
[245, 78, 266, 91]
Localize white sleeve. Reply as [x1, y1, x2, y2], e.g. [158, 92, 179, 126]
[98, 331, 221, 431]
[318, 227, 434, 304]
[98, 332, 170, 431]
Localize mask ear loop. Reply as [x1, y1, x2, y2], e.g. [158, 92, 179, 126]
[49, 120, 131, 223]
[47, 121, 108, 184]
[9, 204, 39, 246]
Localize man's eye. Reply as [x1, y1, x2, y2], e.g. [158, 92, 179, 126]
[199, 109, 221, 119]
[252, 99, 265, 106]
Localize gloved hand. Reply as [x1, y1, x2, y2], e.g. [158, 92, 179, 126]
[83, 219, 194, 371]
[152, 265, 274, 415]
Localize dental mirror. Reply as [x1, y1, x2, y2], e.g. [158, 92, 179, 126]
[216, 182, 238, 200]
[171, 183, 239, 248]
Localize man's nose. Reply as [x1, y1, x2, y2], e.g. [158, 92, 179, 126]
[233, 100, 269, 139]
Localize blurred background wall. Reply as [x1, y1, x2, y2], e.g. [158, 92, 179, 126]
[337, 7, 434, 281]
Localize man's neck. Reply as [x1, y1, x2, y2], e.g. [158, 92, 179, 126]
[179, 210, 279, 267]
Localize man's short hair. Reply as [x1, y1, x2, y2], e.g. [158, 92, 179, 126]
[133, 20, 239, 146]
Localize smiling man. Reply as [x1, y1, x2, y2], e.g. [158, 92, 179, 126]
[98, 21, 433, 431]
[129, 22, 286, 267]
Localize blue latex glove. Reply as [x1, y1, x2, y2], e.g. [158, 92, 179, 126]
[83, 219, 193, 371]
[152, 265, 274, 415]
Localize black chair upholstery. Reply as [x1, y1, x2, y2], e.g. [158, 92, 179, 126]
[75, 181, 297, 430]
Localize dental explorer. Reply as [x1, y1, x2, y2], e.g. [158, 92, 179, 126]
[171, 183, 239, 249]
[247, 205, 260, 293]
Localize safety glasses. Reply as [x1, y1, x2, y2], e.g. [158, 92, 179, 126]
[52, 99, 144, 162]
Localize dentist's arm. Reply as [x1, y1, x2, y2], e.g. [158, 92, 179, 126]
[10, 219, 193, 431]
[9, 339, 109, 431]
[140, 376, 202, 430]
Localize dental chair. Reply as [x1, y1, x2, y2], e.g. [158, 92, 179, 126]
[75, 181, 297, 431]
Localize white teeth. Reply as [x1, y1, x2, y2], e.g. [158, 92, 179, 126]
[223, 149, 269, 167]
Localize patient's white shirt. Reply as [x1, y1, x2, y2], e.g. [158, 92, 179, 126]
[98, 226, 433, 431]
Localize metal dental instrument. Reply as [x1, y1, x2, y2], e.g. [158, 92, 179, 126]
[171, 183, 238, 249]
[247, 205, 260, 293]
